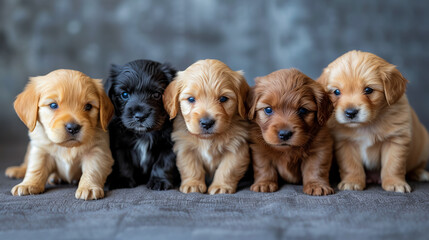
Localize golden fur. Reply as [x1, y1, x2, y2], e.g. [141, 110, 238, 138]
[248, 69, 334, 196]
[6, 69, 114, 200]
[163, 59, 250, 194]
[318, 50, 429, 193]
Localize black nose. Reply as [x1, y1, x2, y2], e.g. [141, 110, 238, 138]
[65, 123, 81, 135]
[278, 130, 293, 141]
[134, 112, 149, 122]
[200, 118, 216, 130]
[345, 108, 359, 119]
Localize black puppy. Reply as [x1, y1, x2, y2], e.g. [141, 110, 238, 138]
[105, 59, 180, 190]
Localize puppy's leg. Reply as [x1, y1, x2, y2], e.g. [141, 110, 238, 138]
[208, 144, 250, 195]
[301, 145, 334, 196]
[147, 149, 179, 191]
[337, 141, 366, 191]
[381, 140, 411, 193]
[11, 146, 54, 196]
[76, 148, 114, 200]
[250, 147, 278, 193]
[5, 143, 30, 179]
[106, 149, 138, 190]
[177, 150, 206, 193]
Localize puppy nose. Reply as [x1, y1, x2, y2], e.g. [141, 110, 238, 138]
[278, 130, 293, 141]
[134, 112, 149, 122]
[65, 123, 81, 135]
[200, 118, 216, 130]
[345, 108, 359, 119]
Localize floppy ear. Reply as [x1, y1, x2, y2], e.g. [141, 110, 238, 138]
[14, 78, 40, 132]
[163, 73, 182, 120]
[95, 79, 114, 131]
[105, 64, 121, 99]
[160, 63, 177, 82]
[247, 86, 259, 120]
[232, 70, 250, 119]
[379, 65, 408, 105]
[313, 81, 333, 126]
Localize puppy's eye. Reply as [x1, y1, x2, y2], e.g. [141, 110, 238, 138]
[333, 89, 341, 96]
[264, 107, 273, 115]
[49, 103, 58, 110]
[298, 107, 309, 116]
[84, 104, 92, 111]
[152, 92, 161, 100]
[188, 97, 196, 103]
[364, 87, 373, 95]
[219, 96, 228, 103]
[121, 92, 130, 100]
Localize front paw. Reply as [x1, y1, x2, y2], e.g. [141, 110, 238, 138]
[147, 177, 174, 191]
[382, 179, 411, 193]
[303, 182, 334, 196]
[75, 186, 104, 200]
[250, 181, 278, 193]
[180, 181, 207, 193]
[208, 184, 236, 195]
[5, 166, 26, 179]
[338, 180, 365, 191]
[47, 173, 62, 185]
[11, 184, 44, 196]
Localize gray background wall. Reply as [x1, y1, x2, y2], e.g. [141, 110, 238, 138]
[1, 0, 428, 143]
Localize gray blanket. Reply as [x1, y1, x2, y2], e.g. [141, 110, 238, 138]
[1, 143, 428, 240]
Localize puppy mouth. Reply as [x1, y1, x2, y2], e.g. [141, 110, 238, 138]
[58, 139, 81, 147]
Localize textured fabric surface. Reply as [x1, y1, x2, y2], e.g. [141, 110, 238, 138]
[1, 143, 429, 240]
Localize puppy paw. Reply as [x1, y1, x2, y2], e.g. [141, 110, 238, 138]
[75, 186, 104, 200]
[208, 184, 236, 195]
[11, 184, 44, 196]
[5, 166, 26, 179]
[303, 182, 334, 196]
[47, 173, 62, 185]
[179, 181, 207, 193]
[338, 181, 365, 191]
[382, 179, 411, 193]
[250, 181, 278, 193]
[147, 177, 174, 191]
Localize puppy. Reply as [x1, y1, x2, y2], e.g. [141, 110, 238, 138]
[248, 69, 334, 196]
[6, 69, 114, 200]
[318, 50, 429, 193]
[105, 60, 180, 190]
[163, 59, 250, 194]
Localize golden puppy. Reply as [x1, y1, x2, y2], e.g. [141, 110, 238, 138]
[163, 59, 250, 195]
[318, 50, 429, 193]
[248, 69, 334, 196]
[5, 69, 114, 200]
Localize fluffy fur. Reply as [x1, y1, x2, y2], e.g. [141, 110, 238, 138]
[163, 59, 250, 194]
[105, 60, 180, 190]
[248, 69, 334, 196]
[5, 69, 114, 200]
[318, 50, 429, 193]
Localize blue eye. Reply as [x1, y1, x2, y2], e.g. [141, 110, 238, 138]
[121, 92, 129, 100]
[219, 96, 228, 103]
[333, 89, 341, 96]
[188, 97, 195, 103]
[364, 87, 373, 95]
[298, 107, 309, 116]
[49, 103, 58, 109]
[264, 107, 273, 115]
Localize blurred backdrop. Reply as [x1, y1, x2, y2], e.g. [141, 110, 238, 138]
[1, 0, 429, 143]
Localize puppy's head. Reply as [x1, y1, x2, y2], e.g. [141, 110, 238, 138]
[248, 69, 332, 149]
[106, 60, 176, 133]
[163, 59, 249, 138]
[317, 50, 408, 127]
[14, 69, 114, 147]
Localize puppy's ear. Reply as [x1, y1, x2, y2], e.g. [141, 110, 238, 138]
[233, 71, 250, 119]
[95, 79, 114, 131]
[247, 86, 259, 120]
[316, 67, 330, 87]
[313, 81, 333, 126]
[14, 78, 40, 132]
[160, 63, 177, 82]
[380, 64, 408, 105]
[105, 64, 120, 99]
[163, 73, 182, 120]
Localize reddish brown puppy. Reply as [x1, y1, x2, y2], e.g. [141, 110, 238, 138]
[248, 69, 334, 196]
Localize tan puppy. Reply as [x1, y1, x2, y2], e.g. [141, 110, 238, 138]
[318, 50, 429, 193]
[5, 69, 114, 200]
[163, 59, 250, 195]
